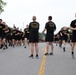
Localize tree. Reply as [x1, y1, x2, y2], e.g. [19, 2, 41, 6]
[0, 0, 6, 14]
[39, 33, 45, 42]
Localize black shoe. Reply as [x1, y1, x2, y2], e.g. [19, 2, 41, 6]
[59, 44, 62, 48]
[5, 45, 8, 49]
[0, 47, 2, 49]
[0, 44, 3, 49]
[3, 47, 6, 50]
[72, 52, 75, 59]
[29, 55, 33, 58]
[36, 55, 39, 59]
[44, 53, 49, 55]
[24, 46, 26, 48]
[63, 47, 65, 52]
[6, 47, 8, 49]
[49, 53, 53, 55]
[12, 45, 15, 48]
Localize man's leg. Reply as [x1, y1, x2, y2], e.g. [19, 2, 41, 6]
[62, 40, 66, 52]
[71, 43, 75, 59]
[29, 43, 34, 58]
[49, 42, 54, 55]
[35, 42, 39, 58]
[45, 42, 49, 55]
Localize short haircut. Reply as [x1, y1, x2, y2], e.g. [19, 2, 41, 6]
[0, 19, 2, 21]
[48, 16, 52, 20]
[32, 16, 36, 20]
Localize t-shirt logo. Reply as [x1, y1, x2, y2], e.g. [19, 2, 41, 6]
[49, 23, 54, 27]
[13, 31, 16, 33]
[25, 29, 28, 31]
[31, 23, 38, 28]
[0, 26, 2, 28]
[3, 28, 6, 30]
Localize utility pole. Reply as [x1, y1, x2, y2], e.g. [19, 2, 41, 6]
[75, 13, 76, 18]
[23, 22, 24, 31]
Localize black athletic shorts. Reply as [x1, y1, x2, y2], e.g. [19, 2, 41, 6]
[24, 34, 29, 40]
[45, 33, 54, 42]
[72, 34, 76, 42]
[62, 35, 68, 42]
[29, 33, 39, 43]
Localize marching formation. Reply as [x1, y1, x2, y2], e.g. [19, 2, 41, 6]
[0, 15, 76, 59]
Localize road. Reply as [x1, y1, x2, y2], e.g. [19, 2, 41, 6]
[0, 43, 76, 75]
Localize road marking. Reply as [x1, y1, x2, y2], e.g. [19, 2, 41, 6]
[38, 48, 46, 75]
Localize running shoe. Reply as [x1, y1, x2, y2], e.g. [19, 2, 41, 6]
[63, 47, 65, 52]
[44, 53, 49, 55]
[72, 52, 75, 59]
[24, 46, 26, 48]
[49, 52, 53, 55]
[29, 55, 33, 58]
[36, 55, 39, 59]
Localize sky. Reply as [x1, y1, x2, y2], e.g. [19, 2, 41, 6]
[0, 0, 76, 34]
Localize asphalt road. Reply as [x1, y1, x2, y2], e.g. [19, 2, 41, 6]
[0, 43, 76, 75]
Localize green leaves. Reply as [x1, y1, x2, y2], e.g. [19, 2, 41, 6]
[39, 33, 45, 41]
[0, 0, 7, 14]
